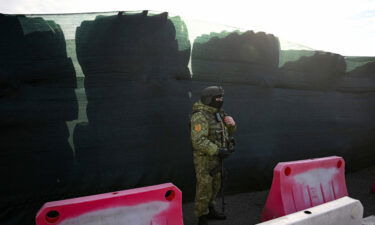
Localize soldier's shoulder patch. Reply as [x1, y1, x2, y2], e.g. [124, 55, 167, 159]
[194, 124, 202, 132]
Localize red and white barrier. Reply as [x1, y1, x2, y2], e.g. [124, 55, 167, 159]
[36, 183, 183, 225]
[261, 156, 348, 221]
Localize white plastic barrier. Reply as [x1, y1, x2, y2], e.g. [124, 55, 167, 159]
[363, 216, 375, 225]
[257, 197, 363, 225]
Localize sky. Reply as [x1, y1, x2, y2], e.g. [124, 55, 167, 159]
[1, 0, 375, 56]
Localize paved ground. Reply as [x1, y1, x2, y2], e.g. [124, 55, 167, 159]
[182, 165, 375, 225]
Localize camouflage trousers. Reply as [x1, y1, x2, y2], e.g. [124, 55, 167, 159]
[194, 171, 221, 217]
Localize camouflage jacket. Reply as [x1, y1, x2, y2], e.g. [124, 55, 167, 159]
[190, 101, 236, 158]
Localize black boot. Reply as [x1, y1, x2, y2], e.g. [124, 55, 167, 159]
[207, 206, 226, 220]
[198, 214, 208, 225]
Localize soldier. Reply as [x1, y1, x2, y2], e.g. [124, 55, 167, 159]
[190, 86, 236, 225]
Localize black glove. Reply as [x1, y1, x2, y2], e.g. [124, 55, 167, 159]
[218, 147, 230, 159]
[228, 137, 236, 153]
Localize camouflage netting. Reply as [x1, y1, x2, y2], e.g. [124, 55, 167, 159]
[73, 12, 193, 212]
[76, 11, 191, 80]
[192, 31, 280, 83]
[0, 11, 374, 225]
[0, 14, 77, 225]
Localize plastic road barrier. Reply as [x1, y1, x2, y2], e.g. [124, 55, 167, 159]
[261, 156, 348, 221]
[36, 183, 183, 225]
[257, 196, 363, 225]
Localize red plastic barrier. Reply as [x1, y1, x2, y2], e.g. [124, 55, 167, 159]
[261, 156, 348, 222]
[36, 183, 183, 225]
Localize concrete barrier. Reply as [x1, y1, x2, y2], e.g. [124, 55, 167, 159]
[257, 196, 363, 225]
[35, 183, 183, 225]
[261, 156, 348, 221]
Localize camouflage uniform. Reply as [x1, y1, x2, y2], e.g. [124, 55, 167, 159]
[190, 100, 236, 217]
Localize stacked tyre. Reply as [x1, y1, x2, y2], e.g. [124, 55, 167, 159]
[192, 30, 280, 84]
[0, 14, 77, 225]
[73, 11, 193, 195]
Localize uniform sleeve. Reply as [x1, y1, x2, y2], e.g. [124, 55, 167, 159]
[191, 112, 219, 156]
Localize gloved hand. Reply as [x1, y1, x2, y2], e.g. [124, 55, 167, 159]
[218, 147, 230, 159]
[228, 137, 236, 153]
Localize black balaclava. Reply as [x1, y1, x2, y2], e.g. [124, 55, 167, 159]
[200, 86, 224, 109]
[208, 94, 223, 109]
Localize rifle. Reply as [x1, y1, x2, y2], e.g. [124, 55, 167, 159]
[208, 163, 225, 213]
[209, 112, 236, 213]
[217, 112, 234, 213]
[220, 153, 226, 213]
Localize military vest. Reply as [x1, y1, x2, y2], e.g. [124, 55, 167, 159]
[192, 110, 229, 148]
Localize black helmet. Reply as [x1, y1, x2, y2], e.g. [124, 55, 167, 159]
[200, 86, 224, 108]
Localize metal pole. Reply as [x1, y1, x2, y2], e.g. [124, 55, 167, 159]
[220, 112, 226, 214]
[221, 158, 225, 213]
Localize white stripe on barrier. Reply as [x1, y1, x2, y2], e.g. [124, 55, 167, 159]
[257, 197, 363, 225]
